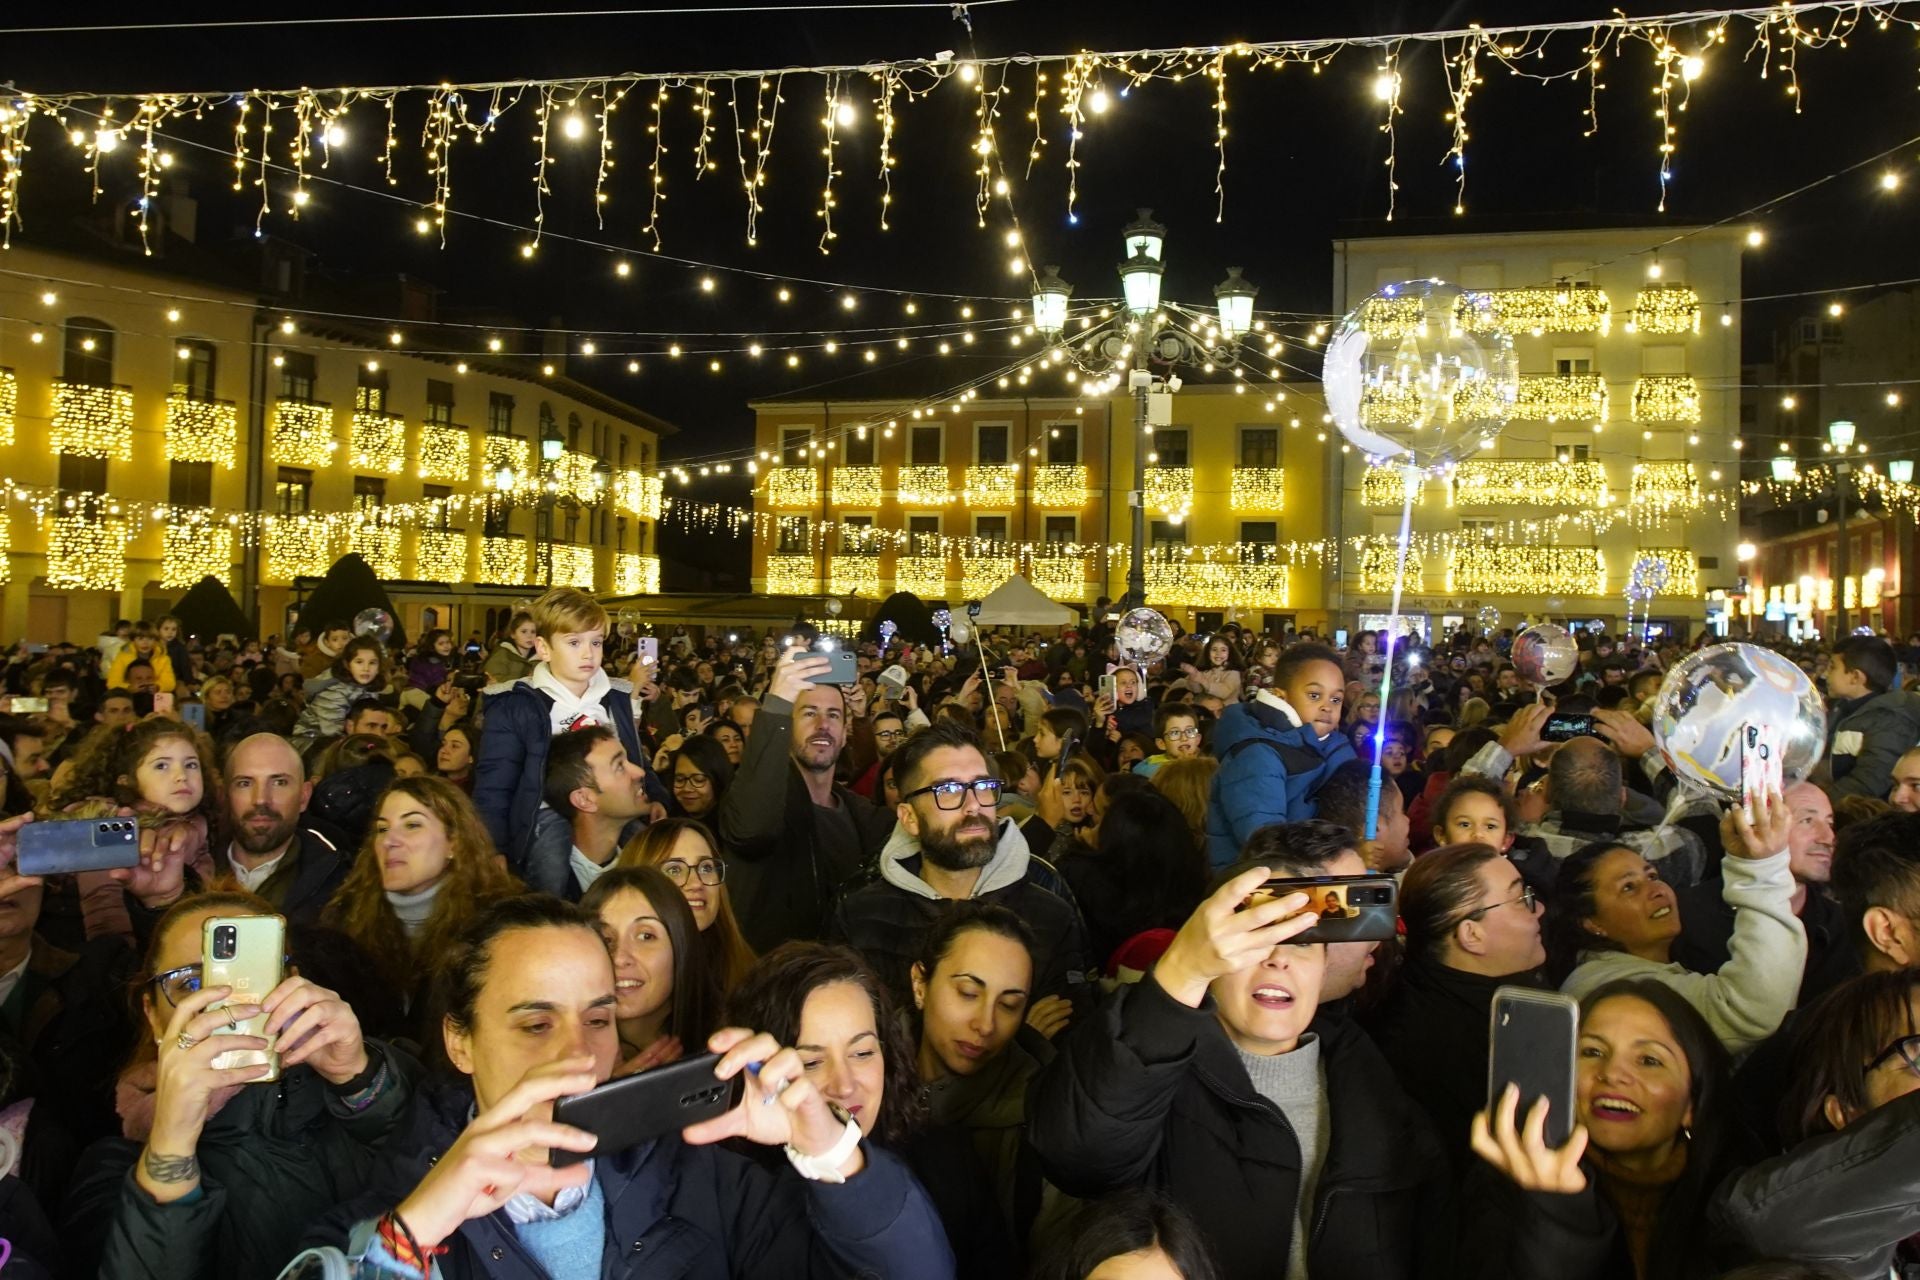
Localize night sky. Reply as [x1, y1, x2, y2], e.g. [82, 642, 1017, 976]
[7, 1, 1919, 575]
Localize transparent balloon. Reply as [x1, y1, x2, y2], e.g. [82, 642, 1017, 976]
[352, 608, 394, 643]
[948, 619, 974, 645]
[1475, 604, 1501, 632]
[1652, 643, 1827, 801]
[1322, 279, 1521, 471]
[1511, 623, 1578, 686]
[1114, 607, 1175, 667]
[614, 608, 640, 640]
[825, 597, 844, 617]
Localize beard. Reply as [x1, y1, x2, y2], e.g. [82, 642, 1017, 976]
[233, 807, 300, 856]
[919, 815, 999, 873]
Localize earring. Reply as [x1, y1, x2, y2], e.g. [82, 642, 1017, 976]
[1681, 1125, 1693, 1142]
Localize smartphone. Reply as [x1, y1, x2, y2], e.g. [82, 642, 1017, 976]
[1488, 986, 1579, 1150]
[1244, 874, 1399, 944]
[639, 637, 659, 666]
[804, 650, 859, 686]
[550, 1053, 745, 1167]
[1334, 628, 1350, 649]
[6, 696, 47, 714]
[203, 914, 287, 1081]
[464, 641, 483, 657]
[1540, 712, 1598, 743]
[153, 690, 175, 715]
[1740, 721, 1782, 825]
[17, 817, 141, 876]
[177, 701, 207, 732]
[1098, 672, 1118, 703]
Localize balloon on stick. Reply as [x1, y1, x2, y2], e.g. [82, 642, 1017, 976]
[1651, 643, 1827, 800]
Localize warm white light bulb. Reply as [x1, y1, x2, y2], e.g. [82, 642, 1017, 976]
[1372, 72, 1398, 102]
[834, 100, 857, 127]
[1680, 55, 1705, 82]
[562, 113, 587, 140]
[1087, 88, 1111, 115]
[325, 123, 348, 147]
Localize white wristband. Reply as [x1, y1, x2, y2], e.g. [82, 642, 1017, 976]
[784, 1115, 862, 1184]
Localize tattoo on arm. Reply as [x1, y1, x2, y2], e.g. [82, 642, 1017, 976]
[143, 1149, 200, 1185]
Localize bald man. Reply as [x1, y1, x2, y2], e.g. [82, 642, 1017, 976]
[218, 732, 352, 923]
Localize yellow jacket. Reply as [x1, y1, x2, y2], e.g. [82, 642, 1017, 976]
[105, 644, 176, 692]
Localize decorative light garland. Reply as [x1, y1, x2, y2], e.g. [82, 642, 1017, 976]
[264, 515, 333, 580]
[415, 423, 470, 482]
[161, 518, 234, 587]
[614, 469, 663, 519]
[1631, 375, 1701, 424]
[1637, 546, 1699, 595]
[481, 435, 532, 494]
[612, 551, 661, 596]
[1631, 286, 1701, 335]
[164, 394, 238, 468]
[829, 554, 882, 597]
[1359, 540, 1425, 593]
[1230, 467, 1285, 512]
[1031, 464, 1089, 509]
[765, 467, 820, 509]
[0, 369, 17, 448]
[763, 553, 817, 595]
[51, 380, 134, 460]
[271, 399, 337, 466]
[479, 534, 528, 583]
[1362, 464, 1425, 509]
[1447, 544, 1606, 596]
[961, 556, 1018, 600]
[348, 525, 402, 578]
[894, 556, 949, 598]
[414, 528, 468, 581]
[1629, 461, 1701, 521]
[1144, 467, 1195, 515]
[1458, 286, 1611, 336]
[1451, 459, 1607, 507]
[552, 451, 606, 504]
[962, 464, 1018, 507]
[1030, 552, 1089, 601]
[46, 514, 127, 590]
[1144, 547, 1287, 609]
[830, 466, 885, 508]
[896, 465, 955, 507]
[1511, 374, 1608, 423]
[538, 543, 595, 590]
[349, 410, 406, 475]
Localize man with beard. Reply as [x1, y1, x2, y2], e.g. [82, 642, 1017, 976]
[719, 646, 892, 950]
[832, 718, 1093, 1010]
[215, 732, 351, 924]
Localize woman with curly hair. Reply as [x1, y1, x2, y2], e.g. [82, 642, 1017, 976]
[322, 775, 518, 1035]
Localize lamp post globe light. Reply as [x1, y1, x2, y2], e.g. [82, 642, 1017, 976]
[1030, 209, 1259, 610]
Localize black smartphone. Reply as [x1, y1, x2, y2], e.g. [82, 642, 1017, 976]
[18, 817, 142, 876]
[1052, 732, 1079, 779]
[464, 641, 483, 657]
[1488, 986, 1579, 1150]
[804, 650, 859, 686]
[1245, 874, 1398, 944]
[1541, 712, 1598, 743]
[550, 1054, 745, 1167]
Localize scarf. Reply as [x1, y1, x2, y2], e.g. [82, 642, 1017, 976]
[526, 663, 615, 735]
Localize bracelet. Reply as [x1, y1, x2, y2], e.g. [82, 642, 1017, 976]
[328, 1055, 383, 1097]
[378, 1210, 446, 1277]
[783, 1114, 862, 1185]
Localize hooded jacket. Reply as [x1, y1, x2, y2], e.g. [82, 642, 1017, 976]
[832, 817, 1092, 1008]
[1826, 686, 1920, 800]
[1204, 696, 1356, 869]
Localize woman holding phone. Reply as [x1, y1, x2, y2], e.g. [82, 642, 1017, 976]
[320, 894, 950, 1278]
[80, 890, 412, 1280]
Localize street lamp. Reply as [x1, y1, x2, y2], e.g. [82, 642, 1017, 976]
[1121, 208, 1165, 263]
[1891, 458, 1916, 484]
[1119, 246, 1164, 315]
[1830, 419, 1856, 634]
[1032, 265, 1073, 339]
[1214, 267, 1257, 342]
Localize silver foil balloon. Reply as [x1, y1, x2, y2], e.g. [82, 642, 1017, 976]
[352, 607, 394, 643]
[1652, 642, 1827, 801]
[1114, 607, 1175, 666]
[1511, 622, 1578, 685]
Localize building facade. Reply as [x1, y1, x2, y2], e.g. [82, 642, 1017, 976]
[1331, 226, 1748, 640]
[0, 239, 664, 644]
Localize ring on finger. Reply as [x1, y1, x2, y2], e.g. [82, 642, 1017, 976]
[175, 1032, 198, 1051]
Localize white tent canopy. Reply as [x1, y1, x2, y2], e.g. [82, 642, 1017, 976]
[971, 574, 1075, 627]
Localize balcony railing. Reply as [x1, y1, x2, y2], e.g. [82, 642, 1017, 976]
[1357, 540, 1425, 593]
[1509, 374, 1609, 423]
[1450, 459, 1607, 507]
[272, 398, 337, 467]
[765, 467, 819, 510]
[162, 517, 234, 589]
[1447, 545, 1606, 596]
[349, 410, 407, 475]
[1144, 546, 1287, 608]
[538, 543, 596, 590]
[1362, 464, 1426, 509]
[1144, 467, 1193, 514]
[829, 554, 882, 598]
[265, 516, 333, 581]
[962, 465, 1018, 507]
[165, 394, 239, 468]
[1632, 376, 1701, 424]
[1631, 286, 1701, 336]
[613, 552, 661, 596]
[1456, 285, 1612, 336]
[1230, 467, 1285, 512]
[416, 423, 471, 483]
[479, 534, 529, 584]
[414, 529, 469, 582]
[894, 556, 949, 598]
[895, 465, 953, 507]
[614, 470, 664, 520]
[47, 514, 128, 590]
[52, 380, 134, 460]
[0, 368, 14, 447]
[1629, 462, 1701, 521]
[1031, 464, 1089, 509]
[763, 553, 817, 595]
[830, 466, 885, 508]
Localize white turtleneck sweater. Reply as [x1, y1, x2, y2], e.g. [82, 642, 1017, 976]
[385, 880, 443, 938]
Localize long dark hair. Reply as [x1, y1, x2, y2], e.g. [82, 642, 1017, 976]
[724, 942, 926, 1146]
[1031, 1189, 1220, 1280]
[1781, 967, 1920, 1144]
[1094, 789, 1207, 938]
[1543, 841, 1636, 985]
[580, 864, 719, 1050]
[669, 734, 734, 809]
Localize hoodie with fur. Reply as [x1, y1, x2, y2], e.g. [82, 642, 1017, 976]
[1204, 693, 1356, 870]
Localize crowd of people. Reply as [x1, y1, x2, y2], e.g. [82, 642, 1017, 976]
[0, 595, 1911, 1279]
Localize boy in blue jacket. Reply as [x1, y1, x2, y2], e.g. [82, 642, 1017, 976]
[1205, 642, 1356, 869]
[473, 586, 665, 892]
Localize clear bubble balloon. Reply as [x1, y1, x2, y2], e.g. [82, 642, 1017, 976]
[1511, 622, 1578, 686]
[1115, 607, 1175, 667]
[1475, 604, 1501, 632]
[826, 597, 844, 617]
[352, 608, 393, 643]
[1652, 642, 1827, 801]
[948, 619, 973, 645]
[1322, 279, 1520, 472]
[614, 608, 640, 639]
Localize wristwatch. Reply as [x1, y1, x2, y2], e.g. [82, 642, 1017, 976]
[783, 1110, 862, 1184]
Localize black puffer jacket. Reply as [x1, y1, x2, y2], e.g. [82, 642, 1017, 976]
[1028, 975, 1453, 1280]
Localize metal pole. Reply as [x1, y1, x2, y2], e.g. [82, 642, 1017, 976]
[1126, 345, 1148, 609]
[1836, 461, 1851, 635]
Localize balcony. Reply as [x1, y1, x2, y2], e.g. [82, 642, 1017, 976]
[272, 398, 337, 467]
[1029, 555, 1089, 602]
[1358, 540, 1425, 593]
[47, 515, 128, 591]
[1456, 285, 1611, 336]
[1144, 467, 1193, 514]
[538, 543, 596, 590]
[1362, 464, 1426, 509]
[614, 470, 664, 520]
[350, 410, 406, 475]
[482, 435, 533, 495]
[265, 516, 333, 582]
[830, 466, 885, 508]
[1629, 462, 1701, 523]
[1144, 546, 1287, 609]
[895, 465, 953, 507]
[0, 368, 14, 446]
[765, 466, 819, 510]
[1631, 286, 1701, 336]
[414, 529, 469, 582]
[1636, 547, 1699, 596]
[416, 423, 471, 482]
[1450, 459, 1607, 507]
[961, 556, 1017, 599]
[162, 517, 234, 588]
[164, 394, 239, 468]
[348, 524, 402, 578]
[52, 380, 134, 460]
[763, 553, 817, 595]
[1230, 467, 1285, 512]
[614, 552, 661, 596]
[963, 465, 1018, 507]
[829, 555, 882, 597]
[1447, 545, 1605, 596]
[1509, 374, 1609, 423]
[894, 556, 949, 598]
[1031, 464, 1089, 509]
[551, 451, 605, 504]
[1632, 376, 1701, 424]
[479, 535, 529, 584]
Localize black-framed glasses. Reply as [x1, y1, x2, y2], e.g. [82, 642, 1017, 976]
[1164, 727, 1201, 741]
[672, 773, 711, 789]
[659, 858, 727, 887]
[902, 778, 1004, 810]
[1867, 1032, 1920, 1077]
[1466, 886, 1538, 920]
[149, 957, 292, 1007]
[873, 728, 907, 741]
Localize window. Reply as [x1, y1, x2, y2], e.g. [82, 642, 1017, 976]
[172, 341, 217, 400]
[59, 455, 108, 494]
[775, 517, 811, 554]
[843, 430, 877, 466]
[841, 514, 874, 553]
[426, 379, 455, 425]
[275, 467, 313, 515]
[1240, 428, 1278, 467]
[1046, 422, 1080, 465]
[1554, 353, 1594, 376]
[62, 318, 115, 386]
[976, 424, 1009, 465]
[1150, 520, 1187, 549]
[355, 366, 389, 412]
[168, 461, 214, 508]
[279, 353, 317, 401]
[1153, 428, 1189, 467]
[1044, 516, 1078, 545]
[910, 425, 943, 465]
[634, 523, 649, 555]
[781, 427, 812, 465]
[1240, 520, 1278, 546]
[423, 483, 454, 529]
[616, 516, 628, 551]
[1554, 443, 1592, 462]
[353, 476, 386, 513]
[975, 516, 1009, 542]
[617, 435, 629, 468]
[908, 515, 942, 554]
[483, 495, 512, 537]
[568, 413, 583, 450]
[488, 392, 514, 434]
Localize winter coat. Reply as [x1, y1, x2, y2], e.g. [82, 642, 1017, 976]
[481, 640, 535, 685]
[83, 1042, 414, 1280]
[319, 1079, 953, 1280]
[290, 677, 383, 749]
[1204, 698, 1356, 869]
[717, 692, 893, 951]
[1, 934, 136, 1147]
[405, 654, 452, 692]
[105, 645, 176, 692]
[1672, 878, 1858, 1007]
[1825, 687, 1920, 800]
[1028, 976, 1454, 1280]
[211, 827, 352, 927]
[832, 819, 1093, 1007]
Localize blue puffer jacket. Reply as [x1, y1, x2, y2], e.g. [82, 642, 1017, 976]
[1204, 700, 1356, 869]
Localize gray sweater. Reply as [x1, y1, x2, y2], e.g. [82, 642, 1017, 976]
[1236, 1034, 1327, 1280]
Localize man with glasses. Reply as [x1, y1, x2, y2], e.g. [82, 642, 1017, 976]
[832, 718, 1092, 1009]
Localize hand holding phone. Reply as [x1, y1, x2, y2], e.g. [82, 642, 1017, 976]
[1153, 866, 1322, 1008]
[203, 915, 287, 1080]
[1540, 712, 1598, 744]
[551, 1052, 744, 1167]
[17, 817, 141, 876]
[1485, 986, 1579, 1150]
[1739, 722, 1782, 828]
[1245, 874, 1398, 944]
